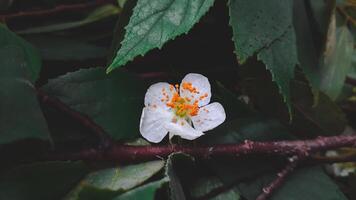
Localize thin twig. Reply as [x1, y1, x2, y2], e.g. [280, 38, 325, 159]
[0, 0, 116, 21]
[310, 152, 356, 164]
[256, 156, 300, 200]
[37, 89, 113, 149]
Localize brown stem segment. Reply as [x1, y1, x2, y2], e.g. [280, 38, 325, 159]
[48, 135, 356, 162]
[0, 0, 116, 21]
[37, 89, 112, 148]
[256, 156, 300, 200]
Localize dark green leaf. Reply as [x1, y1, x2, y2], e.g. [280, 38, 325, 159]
[238, 167, 348, 200]
[0, 24, 42, 82]
[24, 35, 107, 61]
[0, 161, 89, 200]
[229, 0, 297, 113]
[228, 0, 294, 63]
[0, 46, 49, 145]
[190, 177, 240, 200]
[166, 153, 192, 200]
[65, 160, 165, 200]
[239, 63, 347, 136]
[43, 68, 145, 140]
[107, 0, 215, 72]
[17, 5, 120, 34]
[112, 178, 168, 200]
[257, 26, 298, 113]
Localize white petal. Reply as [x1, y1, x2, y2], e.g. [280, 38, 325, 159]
[139, 107, 171, 143]
[180, 73, 211, 107]
[165, 118, 204, 140]
[191, 102, 226, 132]
[144, 82, 176, 110]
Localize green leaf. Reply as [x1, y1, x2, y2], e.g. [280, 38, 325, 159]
[43, 67, 145, 140]
[228, 0, 294, 63]
[239, 63, 347, 136]
[229, 0, 298, 113]
[17, 5, 121, 34]
[319, 25, 354, 100]
[257, 26, 298, 113]
[0, 45, 49, 145]
[190, 177, 240, 200]
[24, 35, 107, 61]
[65, 160, 165, 200]
[107, 0, 215, 72]
[0, 24, 42, 82]
[238, 167, 348, 200]
[165, 153, 192, 200]
[112, 178, 168, 200]
[0, 161, 89, 200]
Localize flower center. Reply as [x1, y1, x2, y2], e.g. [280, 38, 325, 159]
[167, 92, 199, 117]
[165, 84, 199, 118]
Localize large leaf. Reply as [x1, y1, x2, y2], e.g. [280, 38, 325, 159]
[17, 5, 121, 34]
[238, 167, 348, 200]
[229, 0, 298, 113]
[257, 26, 298, 113]
[0, 45, 49, 145]
[0, 161, 89, 200]
[228, 0, 294, 63]
[112, 178, 168, 200]
[24, 35, 107, 61]
[43, 67, 145, 140]
[319, 25, 354, 100]
[107, 0, 215, 72]
[0, 24, 41, 82]
[65, 160, 165, 200]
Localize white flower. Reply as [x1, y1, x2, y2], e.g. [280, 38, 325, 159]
[139, 73, 226, 143]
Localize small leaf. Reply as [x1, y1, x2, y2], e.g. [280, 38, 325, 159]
[43, 68, 145, 140]
[0, 24, 42, 82]
[0, 161, 89, 200]
[17, 5, 121, 34]
[107, 0, 215, 72]
[65, 160, 165, 200]
[319, 25, 354, 100]
[0, 46, 49, 145]
[112, 178, 168, 200]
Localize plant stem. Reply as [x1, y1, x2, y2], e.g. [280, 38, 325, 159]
[256, 156, 300, 200]
[48, 135, 356, 162]
[0, 0, 116, 21]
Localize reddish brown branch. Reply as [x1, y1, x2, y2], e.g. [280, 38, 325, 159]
[0, 0, 116, 21]
[48, 135, 356, 162]
[256, 156, 300, 200]
[37, 89, 112, 148]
